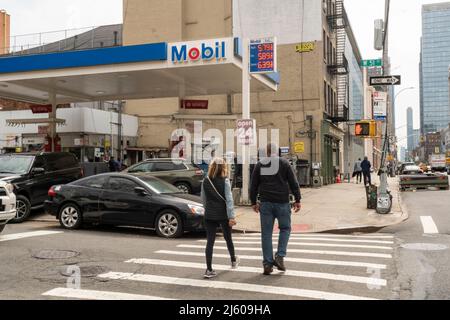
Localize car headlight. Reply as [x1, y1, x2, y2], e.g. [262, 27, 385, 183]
[5, 183, 14, 194]
[187, 204, 205, 216]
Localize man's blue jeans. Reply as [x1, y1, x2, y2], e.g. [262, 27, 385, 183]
[259, 202, 292, 267]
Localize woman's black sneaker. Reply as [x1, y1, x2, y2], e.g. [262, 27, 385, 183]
[274, 255, 286, 272]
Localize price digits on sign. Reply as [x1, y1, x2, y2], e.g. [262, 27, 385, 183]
[256, 43, 274, 70]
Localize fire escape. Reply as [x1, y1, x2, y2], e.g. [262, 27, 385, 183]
[326, 0, 349, 123]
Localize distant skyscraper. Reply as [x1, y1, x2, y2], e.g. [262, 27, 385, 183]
[420, 3, 450, 134]
[413, 129, 421, 151]
[400, 146, 406, 162]
[407, 107, 414, 153]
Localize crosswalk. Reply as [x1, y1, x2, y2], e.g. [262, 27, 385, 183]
[0, 230, 63, 242]
[42, 232, 397, 300]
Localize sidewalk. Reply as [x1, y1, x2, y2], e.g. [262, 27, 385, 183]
[234, 176, 408, 234]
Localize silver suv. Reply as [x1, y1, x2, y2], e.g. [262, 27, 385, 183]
[124, 158, 204, 194]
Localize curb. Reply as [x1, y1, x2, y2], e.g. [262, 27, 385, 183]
[232, 189, 409, 235]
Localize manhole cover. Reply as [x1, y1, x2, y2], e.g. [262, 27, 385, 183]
[60, 265, 109, 278]
[401, 243, 448, 251]
[33, 250, 80, 260]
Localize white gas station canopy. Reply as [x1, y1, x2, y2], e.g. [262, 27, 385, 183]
[0, 38, 278, 104]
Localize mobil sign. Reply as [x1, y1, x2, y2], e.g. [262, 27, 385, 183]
[169, 38, 231, 65]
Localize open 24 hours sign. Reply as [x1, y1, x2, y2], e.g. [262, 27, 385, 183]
[249, 37, 277, 74]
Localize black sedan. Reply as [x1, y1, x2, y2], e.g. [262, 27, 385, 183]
[44, 173, 205, 238]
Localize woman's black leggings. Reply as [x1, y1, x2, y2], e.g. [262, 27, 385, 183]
[205, 219, 236, 271]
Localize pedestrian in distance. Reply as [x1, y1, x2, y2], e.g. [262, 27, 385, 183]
[361, 156, 372, 186]
[201, 158, 239, 279]
[250, 143, 302, 275]
[108, 156, 117, 172]
[353, 158, 363, 184]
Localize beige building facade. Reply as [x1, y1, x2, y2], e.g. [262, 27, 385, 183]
[123, 0, 347, 184]
[0, 10, 10, 55]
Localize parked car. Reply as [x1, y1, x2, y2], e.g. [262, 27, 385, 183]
[0, 181, 16, 233]
[399, 165, 449, 191]
[0, 152, 83, 223]
[44, 173, 205, 238]
[123, 158, 204, 194]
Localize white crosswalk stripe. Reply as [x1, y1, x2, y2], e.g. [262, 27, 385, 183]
[197, 240, 393, 250]
[242, 233, 394, 239]
[42, 232, 396, 300]
[178, 244, 393, 259]
[42, 288, 175, 300]
[126, 258, 387, 286]
[155, 250, 388, 269]
[232, 236, 394, 244]
[0, 231, 63, 242]
[98, 272, 378, 300]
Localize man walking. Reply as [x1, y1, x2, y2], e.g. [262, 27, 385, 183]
[250, 143, 301, 275]
[353, 158, 363, 184]
[361, 156, 372, 186]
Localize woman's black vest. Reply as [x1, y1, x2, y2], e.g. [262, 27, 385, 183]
[203, 177, 227, 221]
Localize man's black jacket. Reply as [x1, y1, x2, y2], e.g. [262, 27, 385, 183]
[250, 157, 301, 205]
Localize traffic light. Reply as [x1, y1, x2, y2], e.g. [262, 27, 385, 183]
[355, 121, 377, 137]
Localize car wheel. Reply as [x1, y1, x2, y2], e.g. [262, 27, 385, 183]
[175, 182, 192, 194]
[11, 195, 32, 223]
[59, 203, 83, 230]
[0, 224, 5, 233]
[155, 210, 183, 238]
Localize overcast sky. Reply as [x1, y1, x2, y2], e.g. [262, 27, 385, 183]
[0, 0, 449, 148]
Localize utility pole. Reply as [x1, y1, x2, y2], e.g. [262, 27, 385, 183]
[241, 38, 251, 205]
[376, 0, 392, 214]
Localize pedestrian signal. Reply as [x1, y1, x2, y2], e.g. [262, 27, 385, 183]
[355, 121, 377, 137]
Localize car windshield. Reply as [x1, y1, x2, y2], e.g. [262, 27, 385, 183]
[137, 177, 182, 194]
[403, 166, 421, 173]
[0, 156, 34, 174]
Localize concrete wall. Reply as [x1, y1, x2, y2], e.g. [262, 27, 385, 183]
[232, 0, 322, 44]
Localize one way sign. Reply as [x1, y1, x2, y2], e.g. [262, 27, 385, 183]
[370, 75, 401, 86]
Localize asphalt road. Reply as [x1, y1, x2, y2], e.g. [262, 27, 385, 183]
[381, 177, 450, 300]
[1, 177, 449, 301]
[1, 213, 397, 300]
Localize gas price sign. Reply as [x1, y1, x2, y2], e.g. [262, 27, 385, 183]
[249, 37, 276, 74]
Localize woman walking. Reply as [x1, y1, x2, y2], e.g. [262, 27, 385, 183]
[201, 158, 239, 279]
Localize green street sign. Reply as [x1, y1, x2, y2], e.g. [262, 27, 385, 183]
[361, 59, 383, 67]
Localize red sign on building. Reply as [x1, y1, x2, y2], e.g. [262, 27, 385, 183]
[180, 100, 208, 109]
[30, 104, 52, 114]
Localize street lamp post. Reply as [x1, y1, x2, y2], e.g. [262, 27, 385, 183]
[376, 86, 415, 214]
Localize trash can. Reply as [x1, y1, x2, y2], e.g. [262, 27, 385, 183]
[296, 160, 310, 187]
[365, 185, 378, 209]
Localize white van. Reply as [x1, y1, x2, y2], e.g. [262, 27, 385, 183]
[0, 181, 16, 233]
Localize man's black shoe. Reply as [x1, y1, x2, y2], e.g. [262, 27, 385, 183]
[274, 255, 286, 272]
[263, 265, 273, 275]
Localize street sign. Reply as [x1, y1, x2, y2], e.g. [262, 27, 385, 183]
[373, 91, 387, 120]
[236, 119, 256, 146]
[370, 75, 401, 86]
[294, 142, 305, 153]
[296, 42, 315, 53]
[361, 59, 383, 67]
[249, 37, 276, 74]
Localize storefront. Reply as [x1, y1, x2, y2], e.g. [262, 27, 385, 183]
[321, 121, 344, 185]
